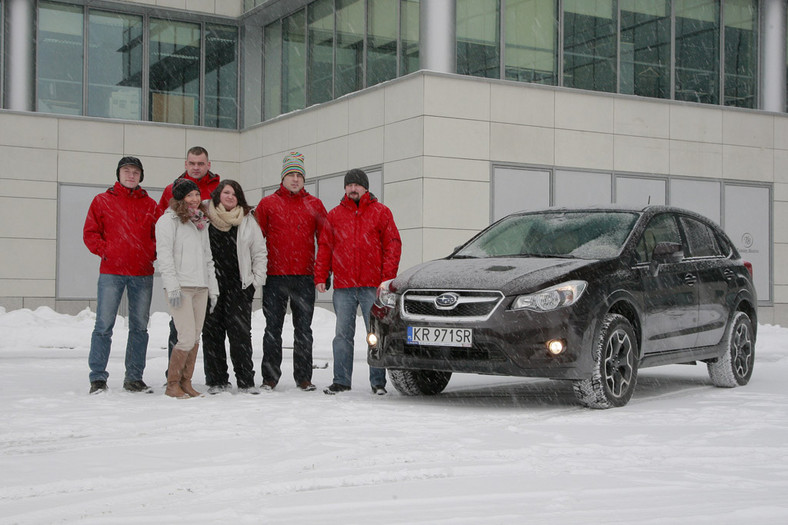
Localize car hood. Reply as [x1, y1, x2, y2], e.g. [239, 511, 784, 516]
[393, 257, 603, 296]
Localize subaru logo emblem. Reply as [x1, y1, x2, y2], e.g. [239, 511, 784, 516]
[435, 292, 460, 309]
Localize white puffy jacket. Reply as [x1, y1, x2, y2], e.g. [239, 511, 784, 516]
[235, 212, 268, 290]
[156, 209, 219, 297]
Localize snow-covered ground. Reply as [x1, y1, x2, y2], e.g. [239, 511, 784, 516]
[1, 305, 786, 524]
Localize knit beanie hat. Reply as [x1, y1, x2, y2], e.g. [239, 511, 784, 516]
[281, 151, 306, 180]
[116, 156, 144, 182]
[172, 177, 199, 200]
[344, 168, 369, 190]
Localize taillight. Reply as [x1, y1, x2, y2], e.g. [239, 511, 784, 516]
[744, 261, 753, 277]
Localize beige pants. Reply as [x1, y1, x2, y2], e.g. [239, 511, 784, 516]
[169, 287, 208, 352]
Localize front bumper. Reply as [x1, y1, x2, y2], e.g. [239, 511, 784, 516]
[368, 300, 600, 381]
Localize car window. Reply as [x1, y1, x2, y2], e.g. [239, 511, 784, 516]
[680, 216, 723, 257]
[456, 211, 638, 260]
[635, 213, 682, 263]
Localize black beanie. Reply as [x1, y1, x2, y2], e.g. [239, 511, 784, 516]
[172, 178, 199, 200]
[344, 168, 369, 190]
[116, 156, 144, 182]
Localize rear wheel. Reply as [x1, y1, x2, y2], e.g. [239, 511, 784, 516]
[573, 313, 639, 409]
[389, 369, 452, 396]
[707, 311, 754, 387]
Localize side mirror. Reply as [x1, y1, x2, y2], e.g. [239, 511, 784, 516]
[650, 242, 683, 276]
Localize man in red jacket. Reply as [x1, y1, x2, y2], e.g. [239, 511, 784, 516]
[157, 146, 220, 368]
[315, 168, 402, 395]
[84, 157, 158, 394]
[256, 152, 328, 391]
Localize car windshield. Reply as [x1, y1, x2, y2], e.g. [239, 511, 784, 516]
[454, 211, 640, 260]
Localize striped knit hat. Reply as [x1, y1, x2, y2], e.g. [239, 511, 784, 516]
[281, 151, 305, 180]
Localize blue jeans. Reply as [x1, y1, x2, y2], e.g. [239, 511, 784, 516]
[332, 287, 386, 388]
[88, 274, 153, 382]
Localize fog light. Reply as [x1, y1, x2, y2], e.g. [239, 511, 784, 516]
[367, 333, 378, 347]
[547, 339, 565, 355]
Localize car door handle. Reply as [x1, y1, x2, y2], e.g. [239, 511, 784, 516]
[683, 273, 697, 286]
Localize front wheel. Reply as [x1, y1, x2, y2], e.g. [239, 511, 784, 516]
[389, 369, 452, 396]
[573, 313, 639, 409]
[707, 311, 754, 387]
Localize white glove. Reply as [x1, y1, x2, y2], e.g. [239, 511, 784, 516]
[168, 289, 181, 309]
[209, 294, 219, 314]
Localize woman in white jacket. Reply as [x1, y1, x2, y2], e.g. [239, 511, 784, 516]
[156, 178, 219, 398]
[203, 180, 268, 394]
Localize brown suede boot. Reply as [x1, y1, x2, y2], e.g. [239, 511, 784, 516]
[180, 344, 202, 398]
[165, 349, 189, 398]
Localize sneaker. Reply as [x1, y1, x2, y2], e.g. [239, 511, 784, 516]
[261, 380, 277, 392]
[297, 381, 317, 392]
[372, 385, 387, 396]
[89, 380, 107, 394]
[123, 380, 153, 393]
[238, 386, 260, 395]
[323, 383, 351, 395]
[207, 383, 232, 395]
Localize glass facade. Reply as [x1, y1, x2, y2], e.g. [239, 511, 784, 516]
[37, 2, 83, 115]
[18, 0, 783, 128]
[504, 0, 556, 84]
[456, 0, 500, 78]
[87, 11, 142, 120]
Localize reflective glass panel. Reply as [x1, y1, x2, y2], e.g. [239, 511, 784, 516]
[401, 0, 420, 75]
[457, 0, 500, 78]
[504, 0, 556, 84]
[368, 0, 398, 86]
[37, 2, 83, 115]
[87, 11, 142, 119]
[283, 10, 306, 113]
[204, 24, 238, 129]
[336, 0, 364, 97]
[675, 0, 719, 104]
[619, 0, 670, 98]
[264, 21, 282, 120]
[308, 0, 334, 105]
[563, 0, 617, 93]
[149, 19, 200, 125]
[723, 0, 757, 108]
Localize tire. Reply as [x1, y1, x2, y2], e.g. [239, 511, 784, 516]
[389, 369, 452, 396]
[573, 313, 639, 409]
[707, 311, 754, 388]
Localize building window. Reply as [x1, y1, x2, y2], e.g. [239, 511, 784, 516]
[87, 11, 143, 120]
[619, 0, 670, 99]
[205, 24, 239, 129]
[264, 20, 282, 120]
[401, 0, 420, 75]
[37, 2, 83, 115]
[563, 0, 617, 93]
[282, 9, 307, 114]
[335, 0, 365, 98]
[308, 0, 334, 105]
[504, 0, 557, 84]
[675, 0, 720, 104]
[149, 19, 201, 125]
[723, 0, 758, 108]
[367, 0, 399, 87]
[457, 0, 500, 78]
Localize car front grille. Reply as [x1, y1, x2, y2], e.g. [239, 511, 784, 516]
[401, 290, 504, 322]
[402, 341, 507, 361]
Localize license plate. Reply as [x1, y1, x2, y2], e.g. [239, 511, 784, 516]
[407, 326, 473, 347]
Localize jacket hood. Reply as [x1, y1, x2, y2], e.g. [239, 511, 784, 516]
[392, 257, 603, 296]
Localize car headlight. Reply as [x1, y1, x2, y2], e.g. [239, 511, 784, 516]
[511, 280, 587, 312]
[376, 279, 399, 308]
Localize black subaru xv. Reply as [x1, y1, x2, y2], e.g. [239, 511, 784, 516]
[367, 206, 757, 408]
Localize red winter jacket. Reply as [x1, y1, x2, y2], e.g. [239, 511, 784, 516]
[83, 182, 158, 276]
[255, 185, 328, 276]
[155, 171, 220, 217]
[315, 192, 402, 289]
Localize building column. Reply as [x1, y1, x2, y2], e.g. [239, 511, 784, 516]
[3, 0, 36, 111]
[419, 0, 456, 73]
[760, 0, 787, 112]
